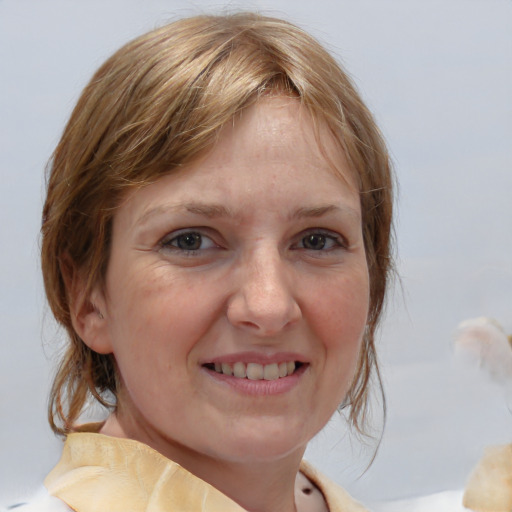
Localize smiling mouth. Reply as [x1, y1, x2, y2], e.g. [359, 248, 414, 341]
[203, 361, 304, 380]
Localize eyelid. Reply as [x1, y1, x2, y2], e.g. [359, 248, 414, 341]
[157, 227, 348, 254]
[293, 228, 348, 250]
[159, 228, 220, 252]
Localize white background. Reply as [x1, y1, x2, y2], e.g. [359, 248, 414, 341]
[1, 0, 511, 506]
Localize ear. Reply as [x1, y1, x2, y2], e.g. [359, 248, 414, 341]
[61, 255, 113, 355]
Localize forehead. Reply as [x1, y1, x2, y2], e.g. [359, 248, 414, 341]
[240, 97, 349, 162]
[118, 96, 360, 224]
[195, 96, 358, 191]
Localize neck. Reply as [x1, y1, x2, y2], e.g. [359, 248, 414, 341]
[189, 455, 301, 512]
[101, 412, 304, 512]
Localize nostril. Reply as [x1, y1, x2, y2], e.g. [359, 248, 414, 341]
[239, 320, 260, 330]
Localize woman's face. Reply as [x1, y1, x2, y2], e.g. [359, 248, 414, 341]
[88, 96, 369, 467]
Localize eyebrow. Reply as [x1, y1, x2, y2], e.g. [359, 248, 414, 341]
[137, 203, 232, 226]
[137, 202, 360, 226]
[291, 204, 360, 221]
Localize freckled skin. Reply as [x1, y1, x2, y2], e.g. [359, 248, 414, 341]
[86, 97, 370, 510]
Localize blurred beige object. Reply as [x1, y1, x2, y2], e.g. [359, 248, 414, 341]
[463, 444, 512, 512]
[454, 317, 512, 384]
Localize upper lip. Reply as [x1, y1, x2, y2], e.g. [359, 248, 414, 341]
[200, 351, 308, 365]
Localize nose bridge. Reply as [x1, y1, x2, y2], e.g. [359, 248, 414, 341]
[249, 247, 285, 302]
[228, 244, 301, 334]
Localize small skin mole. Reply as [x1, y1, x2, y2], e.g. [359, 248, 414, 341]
[302, 487, 313, 495]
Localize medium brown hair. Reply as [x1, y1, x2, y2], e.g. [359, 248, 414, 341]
[42, 12, 394, 436]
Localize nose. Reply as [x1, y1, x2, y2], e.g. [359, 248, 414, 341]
[226, 248, 302, 336]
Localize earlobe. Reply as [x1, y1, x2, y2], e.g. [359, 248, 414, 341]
[61, 256, 113, 355]
[79, 286, 112, 354]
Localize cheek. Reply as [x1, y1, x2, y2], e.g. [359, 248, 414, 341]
[307, 271, 369, 348]
[301, 271, 369, 425]
[305, 269, 369, 402]
[106, 267, 224, 362]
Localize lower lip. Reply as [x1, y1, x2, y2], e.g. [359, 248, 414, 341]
[203, 364, 308, 396]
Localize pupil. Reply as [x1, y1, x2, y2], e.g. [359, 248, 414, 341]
[304, 234, 325, 250]
[178, 233, 201, 250]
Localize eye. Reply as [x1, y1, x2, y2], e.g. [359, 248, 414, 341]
[173, 232, 202, 250]
[295, 230, 345, 251]
[302, 233, 330, 250]
[161, 230, 217, 252]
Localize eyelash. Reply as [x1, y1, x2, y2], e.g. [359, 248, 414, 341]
[160, 230, 218, 255]
[294, 229, 346, 252]
[159, 228, 346, 256]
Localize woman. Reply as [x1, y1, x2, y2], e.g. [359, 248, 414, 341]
[31, 12, 393, 512]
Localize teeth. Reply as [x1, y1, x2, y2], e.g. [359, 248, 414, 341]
[263, 363, 279, 381]
[246, 363, 264, 380]
[221, 363, 233, 376]
[233, 361, 246, 378]
[212, 361, 299, 380]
